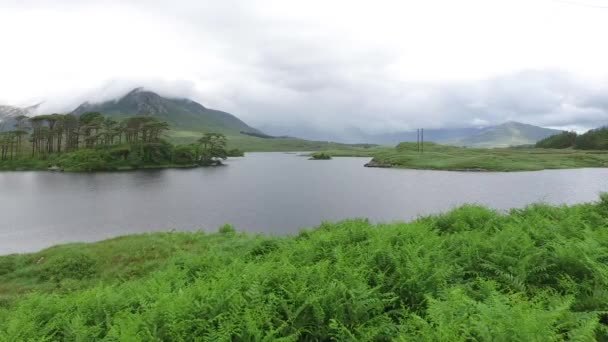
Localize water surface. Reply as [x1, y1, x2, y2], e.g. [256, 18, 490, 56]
[1, 152, 607, 254]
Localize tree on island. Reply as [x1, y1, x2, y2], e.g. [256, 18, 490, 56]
[0, 111, 235, 170]
[197, 132, 228, 165]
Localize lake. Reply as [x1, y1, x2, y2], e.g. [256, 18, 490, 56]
[1, 152, 607, 254]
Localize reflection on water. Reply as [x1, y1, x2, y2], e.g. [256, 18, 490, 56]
[1, 152, 607, 254]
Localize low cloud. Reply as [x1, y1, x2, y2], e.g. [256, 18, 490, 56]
[2, 1, 608, 138]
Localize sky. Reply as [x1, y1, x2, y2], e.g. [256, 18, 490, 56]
[1, 0, 608, 138]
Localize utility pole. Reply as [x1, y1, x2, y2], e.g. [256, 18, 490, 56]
[421, 128, 424, 153]
[417, 128, 420, 152]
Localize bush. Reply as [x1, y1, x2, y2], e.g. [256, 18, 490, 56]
[39, 251, 97, 281]
[0, 256, 17, 276]
[227, 149, 245, 157]
[249, 239, 281, 257]
[173, 145, 196, 165]
[57, 149, 112, 171]
[310, 152, 332, 160]
[218, 224, 236, 234]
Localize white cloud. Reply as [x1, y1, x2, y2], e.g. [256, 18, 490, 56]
[1, 0, 608, 134]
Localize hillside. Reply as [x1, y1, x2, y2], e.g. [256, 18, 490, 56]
[536, 127, 608, 150]
[72, 88, 260, 134]
[452, 121, 562, 148]
[263, 122, 562, 148]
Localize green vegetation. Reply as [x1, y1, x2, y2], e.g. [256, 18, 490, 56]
[309, 152, 332, 160]
[535, 131, 578, 149]
[2, 196, 608, 340]
[536, 127, 608, 150]
[168, 129, 375, 152]
[0, 113, 233, 171]
[321, 142, 608, 171]
[226, 148, 245, 157]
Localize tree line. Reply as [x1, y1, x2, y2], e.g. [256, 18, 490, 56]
[536, 127, 608, 150]
[0, 113, 235, 169]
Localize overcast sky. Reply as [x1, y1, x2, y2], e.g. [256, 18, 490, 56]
[1, 0, 608, 135]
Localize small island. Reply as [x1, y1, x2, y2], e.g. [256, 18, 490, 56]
[309, 152, 332, 160]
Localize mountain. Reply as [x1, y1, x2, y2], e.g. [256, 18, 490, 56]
[71, 88, 260, 134]
[451, 121, 563, 148]
[258, 124, 482, 145]
[261, 121, 560, 147]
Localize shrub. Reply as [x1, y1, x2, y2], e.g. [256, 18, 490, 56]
[39, 251, 97, 281]
[249, 239, 281, 257]
[433, 205, 499, 234]
[218, 224, 236, 234]
[310, 152, 332, 160]
[173, 145, 196, 165]
[0, 256, 17, 276]
[227, 149, 245, 157]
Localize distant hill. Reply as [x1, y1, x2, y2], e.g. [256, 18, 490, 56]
[261, 121, 561, 148]
[451, 122, 563, 148]
[71, 88, 261, 134]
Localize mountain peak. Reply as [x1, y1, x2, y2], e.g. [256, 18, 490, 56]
[121, 87, 157, 99]
[500, 121, 531, 127]
[70, 88, 260, 134]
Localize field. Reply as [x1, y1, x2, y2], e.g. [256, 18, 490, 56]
[168, 130, 376, 152]
[324, 142, 608, 171]
[1, 196, 608, 340]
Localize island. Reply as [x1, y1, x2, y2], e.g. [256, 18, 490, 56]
[319, 140, 608, 172]
[0, 113, 239, 172]
[309, 152, 332, 160]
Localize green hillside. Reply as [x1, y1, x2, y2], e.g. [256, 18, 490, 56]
[453, 121, 562, 148]
[168, 130, 375, 152]
[536, 127, 608, 150]
[71, 88, 260, 134]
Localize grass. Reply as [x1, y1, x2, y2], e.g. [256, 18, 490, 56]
[2, 196, 608, 340]
[168, 130, 376, 152]
[322, 142, 608, 171]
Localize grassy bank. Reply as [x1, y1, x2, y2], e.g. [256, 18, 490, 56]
[0, 157, 201, 172]
[322, 142, 608, 171]
[2, 196, 608, 340]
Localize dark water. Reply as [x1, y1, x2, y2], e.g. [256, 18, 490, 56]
[1, 152, 607, 254]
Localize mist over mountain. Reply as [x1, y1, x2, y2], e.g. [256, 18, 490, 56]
[1, 88, 566, 148]
[71, 88, 260, 134]
[453, 121, 562, 148]
[261, 121, 562, 147]
[0, 104, 39, 131]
